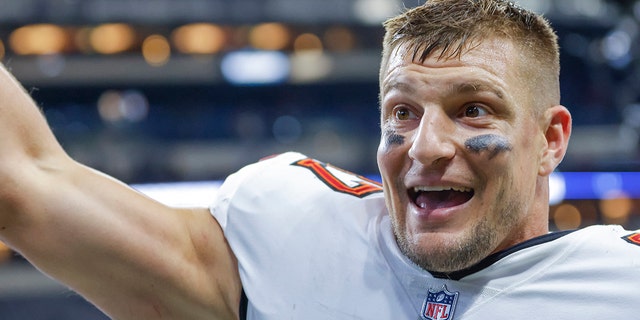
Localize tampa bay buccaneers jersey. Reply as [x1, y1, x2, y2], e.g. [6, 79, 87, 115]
[210, 152, 640, 320]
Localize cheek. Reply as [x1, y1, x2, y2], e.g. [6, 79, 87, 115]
[377, 130, 407, 169]
[377, 130, 409, 189]
[464, 134, 513, 160]
[463, 134, 515, 194]
[380, 128, 406, 150]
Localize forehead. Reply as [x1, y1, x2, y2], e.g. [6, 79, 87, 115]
[381, 38, 524, 99]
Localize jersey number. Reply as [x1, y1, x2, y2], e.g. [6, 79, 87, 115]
[622, 232, 640, 247]
[292, 158, 382, 198]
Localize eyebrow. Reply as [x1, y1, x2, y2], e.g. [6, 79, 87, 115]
[450, 82, 505, 100]
[382, 80, 415, 96]
[382, 79, 506, 101]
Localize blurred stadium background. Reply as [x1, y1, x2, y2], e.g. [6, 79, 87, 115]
[0, 0, 639, 318]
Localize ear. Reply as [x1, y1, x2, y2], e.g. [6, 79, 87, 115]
[539, 105, 572, 176]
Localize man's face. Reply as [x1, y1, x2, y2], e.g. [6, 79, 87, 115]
[377, 38, 549, 273]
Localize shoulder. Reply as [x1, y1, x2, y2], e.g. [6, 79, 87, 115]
[539, 225, 640, 273]
[220, 151, 383, 201]
[210, 151, 384, 228]
[485, 225, 640, 277]
[572, 224, 640, 251]
[225, 151, 381, 194]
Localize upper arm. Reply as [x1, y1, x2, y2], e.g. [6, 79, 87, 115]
[2, 160, 242, 319]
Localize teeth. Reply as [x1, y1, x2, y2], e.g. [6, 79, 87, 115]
[413, 186, 472, 193]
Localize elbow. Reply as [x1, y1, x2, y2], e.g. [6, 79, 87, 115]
[0, 159, 30, 229]
[0, 155, 57, 231]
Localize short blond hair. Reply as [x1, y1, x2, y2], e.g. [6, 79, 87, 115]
[380, 0, 560, 110]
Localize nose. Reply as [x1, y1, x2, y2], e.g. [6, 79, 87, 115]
[407, 111, 456, 166]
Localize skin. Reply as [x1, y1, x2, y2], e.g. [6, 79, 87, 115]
[377, 37, 571, 273]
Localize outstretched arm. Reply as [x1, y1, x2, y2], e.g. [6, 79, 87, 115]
[0, 65, 241, 319]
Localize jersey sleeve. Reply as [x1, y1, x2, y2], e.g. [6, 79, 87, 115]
[207, 151, 389, 318]
[209, 151, 307, 230]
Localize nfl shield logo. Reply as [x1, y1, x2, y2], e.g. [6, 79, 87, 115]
[420, 285, 459, 320]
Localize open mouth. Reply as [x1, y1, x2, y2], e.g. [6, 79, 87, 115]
[409, 186, 474, 210]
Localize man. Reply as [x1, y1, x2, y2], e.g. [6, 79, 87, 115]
[0, 0, 638, 319]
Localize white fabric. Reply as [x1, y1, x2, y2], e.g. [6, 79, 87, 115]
[211, 152, 640, 319]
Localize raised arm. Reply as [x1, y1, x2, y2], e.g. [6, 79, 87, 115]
[0, 64, 241, 319]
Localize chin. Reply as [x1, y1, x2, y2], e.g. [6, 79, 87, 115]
[397, 223, 499, 273]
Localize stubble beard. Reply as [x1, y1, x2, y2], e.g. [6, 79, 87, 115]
[393, 189, 521, 274]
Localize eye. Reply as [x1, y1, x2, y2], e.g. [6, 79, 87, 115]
[462, 104, 489, 118]
[394, 106, 418, 121]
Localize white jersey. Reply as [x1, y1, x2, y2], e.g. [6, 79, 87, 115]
[210, 152, 640, 320]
